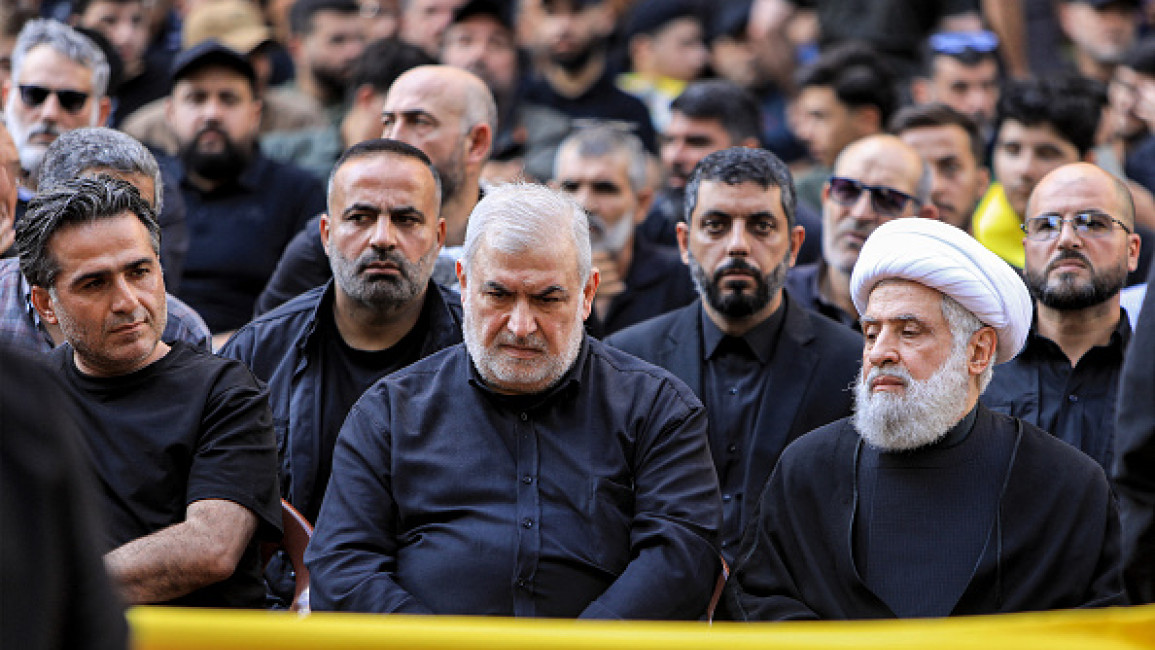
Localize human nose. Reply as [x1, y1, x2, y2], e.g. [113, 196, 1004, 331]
[725, 220, 751, 255]
[1054, 218, 1084, 248]
[866, 327, 900, 368]
[109, 275, 142, 314]
[368, 216, 395, 249]
[506, 298, 538, 339]
[848, 187, 879, 221]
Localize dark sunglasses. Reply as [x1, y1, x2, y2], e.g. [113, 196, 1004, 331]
[18, 84, 90, 113]
[929, 30, 1000, 56]
[1021, 211, 1132, 241]
[827, 177, 920, 217]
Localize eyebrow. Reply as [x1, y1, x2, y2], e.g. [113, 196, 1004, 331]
[68, 257, 154, 287]
[859, 314, 925, 327]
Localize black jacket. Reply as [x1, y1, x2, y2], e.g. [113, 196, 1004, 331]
[605, 291, 862, 554]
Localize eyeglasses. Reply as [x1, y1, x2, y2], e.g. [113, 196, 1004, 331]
[1021, 211, 1132, 241]
[929, 30, 1000, 56]
[827, 177, 921, 217]
[17, 84, 90, 113]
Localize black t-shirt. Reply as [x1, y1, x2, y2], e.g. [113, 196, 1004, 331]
[51, 340, 282, 608]
[315, 305, 426, 509]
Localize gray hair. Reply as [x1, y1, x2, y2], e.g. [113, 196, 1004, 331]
[37, 128, 163, 211]
[554, 123, 648, 194]
[462, 182, 591, 284]
[12, 19, 110, 98]
[941, 292, 994, 393]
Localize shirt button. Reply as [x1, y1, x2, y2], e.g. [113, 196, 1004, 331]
[520, 412, 528, 421]
[729, 387, 738, 395]
[516, 579, 527, 588]
[523, 518, 534, 529]
[727, 444, 738, 453]
[522, 475, 533, 484]
[721, 540, 730, 548]
[1069, 394, 1079, 403]
[722, 494, 733, 503]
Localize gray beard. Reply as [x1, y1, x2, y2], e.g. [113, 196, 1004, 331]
[852, 340, 973, 452]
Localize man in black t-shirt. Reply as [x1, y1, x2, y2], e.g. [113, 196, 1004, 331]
[14, 176, 281, 608]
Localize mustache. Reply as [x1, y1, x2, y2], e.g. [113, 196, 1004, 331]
[356, 248, 411, 277]
[493, 330, 548, 352]
[28, 123, 63, 139]
[712, 257, 761, 281]
[1046, 249, 1092, 274]
[863, 365, 912, 389]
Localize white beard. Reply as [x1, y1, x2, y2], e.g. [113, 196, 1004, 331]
[852, 342, 973, 452]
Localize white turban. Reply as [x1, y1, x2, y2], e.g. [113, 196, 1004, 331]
[850, 218, 1032, 364]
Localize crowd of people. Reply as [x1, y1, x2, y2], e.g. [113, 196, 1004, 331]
[2, 0, 1155, 645]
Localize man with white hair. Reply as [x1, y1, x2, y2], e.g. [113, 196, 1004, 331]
[724, 217, 1125, 619]
[2, 19, 111, 186]
[305, 182, 721, 618]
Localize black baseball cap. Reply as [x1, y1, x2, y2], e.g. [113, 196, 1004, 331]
[452, 0, 515, 31]
[170, 39, 257, 90]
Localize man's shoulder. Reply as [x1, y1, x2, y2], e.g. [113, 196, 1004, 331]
[222, 285, 326, 358]
[585, 337, 702, 409]
[776, 417, 857, 473]
[604, 302, 698, 357]
[993, 408, 1108, 484]
[785, 292, 862, 352]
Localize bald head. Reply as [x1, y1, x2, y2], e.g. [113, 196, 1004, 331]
[1027, 162, 1135, 229]
[385, 64, 497, 136]
[833, 134, 930, 205]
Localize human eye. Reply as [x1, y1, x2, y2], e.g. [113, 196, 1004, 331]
[1078, 213, 1112, 233]
[750, 217, 777, 235]
[701, 217, 727, 235]
[1000, 142, 1020, 156]
[381, 112, 396, 127]
[558, 180, 580, 193]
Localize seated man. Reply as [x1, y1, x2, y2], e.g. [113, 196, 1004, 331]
[305, 182, 722, 618]
[15, 177, 281, 607]
[725, 217, 1125, 619]
[0, 125, 209, 352]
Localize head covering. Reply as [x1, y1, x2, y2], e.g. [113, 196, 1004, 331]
[453, 0, 515, 31]
[171, 40, 257, 89]
[850, 218, 1032, 363]
[183, 0, 274, 54]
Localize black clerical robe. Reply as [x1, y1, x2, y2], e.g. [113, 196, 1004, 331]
[723, 404, 1126, 620]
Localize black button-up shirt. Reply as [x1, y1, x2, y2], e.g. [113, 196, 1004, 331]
[983, 310, 1131, 470]
[785, 261, 861, 331]
[305, 337, 721, 618]
[700, 304, 785, 551]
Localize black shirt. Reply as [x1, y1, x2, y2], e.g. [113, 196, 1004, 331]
[983, 312, 1131, 470]
[50, 341, 282, 608]
[166, 151, 324, 332]
[523, 71, 658, 153]
[315, 302, 426, 512]
[785, 261, 860, 331]
[701, 303, 785, 549]
[305, 337, 721, 618]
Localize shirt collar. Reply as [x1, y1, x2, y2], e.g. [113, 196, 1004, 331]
[700, 297, 786, 364]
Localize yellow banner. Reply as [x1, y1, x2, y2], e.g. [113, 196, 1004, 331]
[129, 604, 1155, 650]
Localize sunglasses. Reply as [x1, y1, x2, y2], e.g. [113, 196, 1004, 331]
[18, 84, 90, 113]
[1022, 211, 1132, 241]
[929, 30, 1000, 56]
[827, 177, 920, 217]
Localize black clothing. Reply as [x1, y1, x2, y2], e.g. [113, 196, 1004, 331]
[253, 214, 330, 316]
[50, 341, 282, 608]
[0, 345, 129, 650]
[1114, 262, 1155, 604]
[854, 408, 998, 617]
[523, 71, 658, 153]
[637, 188, 683, 248]
[785, 260, 860, 330]
[984, 312, 1130, 471]
[109, 51, 173, 128]
[723, 404, 1126, 620]
[597, 238, 696, 336]
[221, 281, 464, 524]
[605, 293, 861, 559]
[305, 337, 722, 618]
[163, 151, 323, 332]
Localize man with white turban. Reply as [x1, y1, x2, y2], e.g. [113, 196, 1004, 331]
[722, 217, 1126, 620]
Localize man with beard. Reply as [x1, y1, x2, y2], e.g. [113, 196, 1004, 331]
[16, 176, 281, 607]
[723, 216, 1125, 620]
[222, 139, 462, 530]
[163, 41, 324, 339]
[786, 134, 937, 330]
[983, 163, 1140, 470]
[551, 123, 695, 336]
[305, 182, 722, 618]
[606, 147, 861, 561]
[523, 0, 657, 153]
[254, 64, 495, 312]
[1058, 0, 1139, 84]
[2, 19, 111, 187]
[285, 0, 366, 123]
